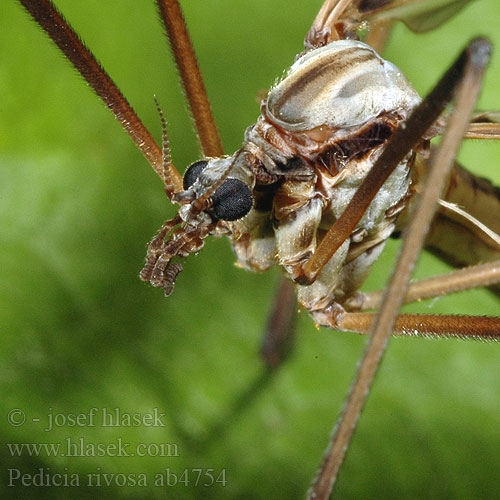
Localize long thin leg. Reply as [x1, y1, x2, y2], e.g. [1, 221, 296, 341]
[17, 0, 183, 193]
[260, 276, 297, 370]
[336, 312, 500, 340]
[305, 0, 474, 51]
[465, 119, 500, 140]
[308, 38, 492, 500]
[156, 0, 224, 158]
[345, 259, 500, 311]
[306, 0, 352, 48]
[312, 308, 500, 340]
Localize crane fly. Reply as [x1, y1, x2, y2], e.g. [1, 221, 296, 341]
[3, 0, 500, 496]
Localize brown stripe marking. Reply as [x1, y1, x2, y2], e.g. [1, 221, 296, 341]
[270, 48, 375, 120]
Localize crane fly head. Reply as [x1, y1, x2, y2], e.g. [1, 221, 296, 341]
[140, 152, 254, 296]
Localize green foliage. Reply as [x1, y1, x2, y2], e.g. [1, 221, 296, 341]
[1, 1, 499, 498]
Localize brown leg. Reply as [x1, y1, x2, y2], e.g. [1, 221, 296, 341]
[260, 276, 297, 370]
[304, 0, 473, 51]
[156, 0, 223, 158]
[313, 309, 500, 341]
[307, 38, 492, 500]
[345, 260, 500, 312]
[465, 110, 500, 139]
[306, 0, 352, 47]
[18, 0, 182, 191]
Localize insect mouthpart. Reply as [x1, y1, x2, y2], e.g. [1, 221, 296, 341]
[140, 156, 254, 296]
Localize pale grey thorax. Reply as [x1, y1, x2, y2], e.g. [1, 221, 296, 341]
[266, 40, 420, 132]
[227, 40, 423, 312]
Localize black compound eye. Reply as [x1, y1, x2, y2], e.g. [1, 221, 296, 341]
[183, 160, 208, 190]
[212, 178, 253, 221]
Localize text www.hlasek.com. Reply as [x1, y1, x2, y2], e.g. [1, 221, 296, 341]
[7, 437, 179, 458]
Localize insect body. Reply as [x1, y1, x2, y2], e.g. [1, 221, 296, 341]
[142, 39, 423, 330]
[236, 40, 422, 320]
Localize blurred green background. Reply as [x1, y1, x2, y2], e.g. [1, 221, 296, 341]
[1, 1, 499, 498]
